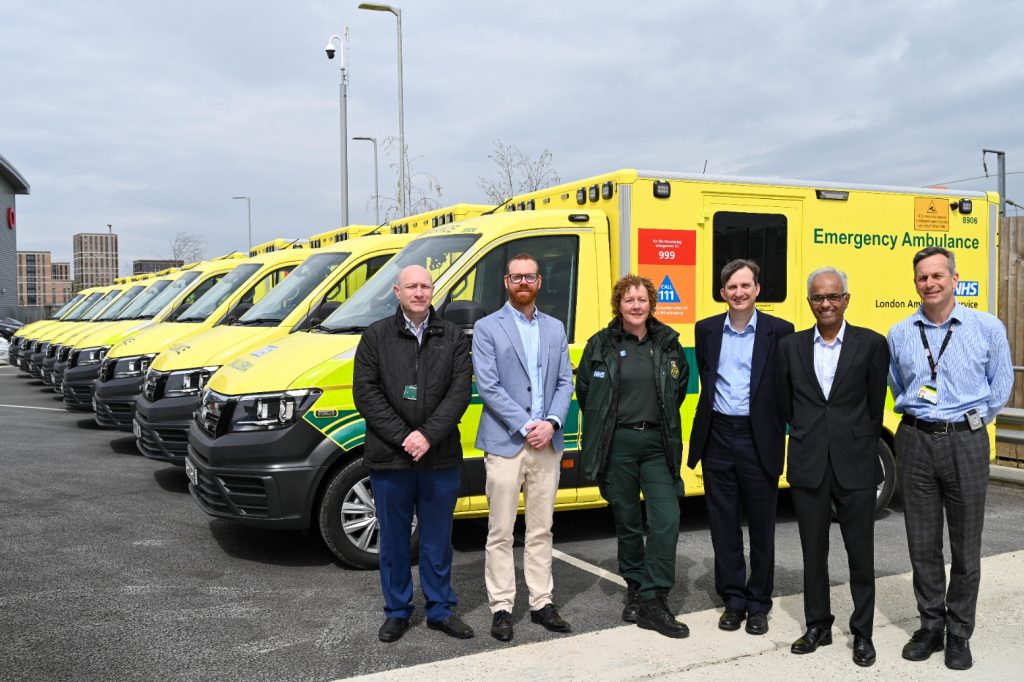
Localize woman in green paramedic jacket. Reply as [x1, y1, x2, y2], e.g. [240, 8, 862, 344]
[576, 274, 691, 640]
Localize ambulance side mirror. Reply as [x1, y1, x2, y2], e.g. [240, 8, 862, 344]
[443, 300, 485, 334]
[307, 300, 341, 328]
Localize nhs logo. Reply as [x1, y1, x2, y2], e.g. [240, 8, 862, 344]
[955, 281, 979, 297]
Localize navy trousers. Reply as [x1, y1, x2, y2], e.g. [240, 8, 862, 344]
[370, 465, 461, 621]
[701, 412, 778, 614]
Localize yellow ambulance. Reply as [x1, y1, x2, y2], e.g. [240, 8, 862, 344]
[41, 274, 162, 387]
[90, 240, 311, 429]
[8, 288, 100, 370]
[23, 283, 127, 378]
[185, 170, 996, 568]
[58, 255, 246, 410]
[134, 226, 404, 464]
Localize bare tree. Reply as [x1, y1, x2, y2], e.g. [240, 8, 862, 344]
[363, 136, 443, 223]
[168, 231, 207, 262]
[478, 140, 560, 205]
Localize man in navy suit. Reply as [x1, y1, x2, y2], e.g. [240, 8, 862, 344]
[472, 253, 574, 642]
[688, 259, 794, 636]
[776, 267, 889, 667]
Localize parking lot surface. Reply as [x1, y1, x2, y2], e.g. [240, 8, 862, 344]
[2, 366, 1024, 681]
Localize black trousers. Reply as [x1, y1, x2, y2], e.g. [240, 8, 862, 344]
[790, 461, 876, 638]
[897, 423, 989, 639]
[702, 413, 778, 613]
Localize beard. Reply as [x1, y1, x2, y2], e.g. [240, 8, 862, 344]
[510, 287, 538, 306]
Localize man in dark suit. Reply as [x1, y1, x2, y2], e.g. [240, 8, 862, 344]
[776, 267, 890, 667]
[688, 259, 794, 636]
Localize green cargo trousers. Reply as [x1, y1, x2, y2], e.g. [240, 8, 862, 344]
[601, 426, 681, 601]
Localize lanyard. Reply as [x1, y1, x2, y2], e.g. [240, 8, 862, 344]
[916, 321, 955, 383]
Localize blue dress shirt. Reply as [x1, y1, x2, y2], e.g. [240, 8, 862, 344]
[507, 302, 560, 435]
[888, 302, 1013, 423]
[713, 310, 757, 416]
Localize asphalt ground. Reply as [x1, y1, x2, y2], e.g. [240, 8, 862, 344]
[2, 365, 1024, 681]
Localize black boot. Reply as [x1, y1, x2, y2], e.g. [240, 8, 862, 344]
[622, 581, 640, 623]
[637, 596, 689, 638]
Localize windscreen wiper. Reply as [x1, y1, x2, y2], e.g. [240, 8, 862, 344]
[235, 318, 281, 326]
[322, 325, 366, 334]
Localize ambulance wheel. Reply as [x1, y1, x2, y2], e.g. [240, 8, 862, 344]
[874, 438, 897, 517]
[829, 438, 897, 520]
[318, 457, 419, 569]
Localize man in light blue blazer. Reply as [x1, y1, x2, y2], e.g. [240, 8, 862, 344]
[472, 252, 574, 642]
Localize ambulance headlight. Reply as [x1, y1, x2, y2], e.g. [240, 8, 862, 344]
[77, 345, 111, 366]
[113, 353, 157, 378]
[230, 389, 322, 432]
[163, 366, 221, 398]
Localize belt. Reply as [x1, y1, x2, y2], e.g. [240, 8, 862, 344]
[616, 421, 661, 431]
[901, 414, 972, 434]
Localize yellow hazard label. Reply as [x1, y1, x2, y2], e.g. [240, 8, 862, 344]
[914, 197, 949, 232]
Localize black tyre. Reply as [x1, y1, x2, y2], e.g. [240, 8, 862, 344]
[873, 437, 897, 517]
[829, 437, 897, 520]
[317, 457, 418, 569]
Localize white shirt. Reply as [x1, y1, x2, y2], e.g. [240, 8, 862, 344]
[403, 313, 429, 345]
[813, 320, 847, 400]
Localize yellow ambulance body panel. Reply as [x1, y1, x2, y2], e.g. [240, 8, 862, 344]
[188, 171, 996, 568]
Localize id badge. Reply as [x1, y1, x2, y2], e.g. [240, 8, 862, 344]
[917, 384, 938, 405]
[402, 385, 417, 401]
[965, 409, 984, 431]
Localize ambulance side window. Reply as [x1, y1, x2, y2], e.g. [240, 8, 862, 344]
[711, 211, 787, 302]
[449, 235, 579, 341]
[165, 274, 224, 321]
[322, 254, 392, 305]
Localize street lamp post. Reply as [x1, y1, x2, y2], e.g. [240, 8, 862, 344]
[353, 136, 380, 224]
[982, 149, 1006, 219]
[358, 3, 406, 218]
[325, 29, 350, 228]
[232, 196, 252, 250]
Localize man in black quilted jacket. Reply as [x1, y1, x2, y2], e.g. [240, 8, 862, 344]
[353, 264, 473, 643]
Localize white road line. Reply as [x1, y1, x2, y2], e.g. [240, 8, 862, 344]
[552, 548, 626, 587]
[0, 403, 66, 412]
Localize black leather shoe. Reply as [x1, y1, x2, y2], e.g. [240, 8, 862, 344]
[790, 626, 832, 654]
[637, 597, 690, 638]
[491, 610, 513, 642]
[853, 636, 876, 667]
[427, 614, 474, 639]
[622, 581, 640, 623]
[719, 607, 745, 631]
[902, 628, 943, 661]
[378, 616, 410, 643]
[745, 611, 769, 635]
[945, 633, 972, 670]
[530, 604, 571, 633]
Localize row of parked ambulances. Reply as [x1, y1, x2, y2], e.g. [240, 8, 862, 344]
[8, 168, 999, 570]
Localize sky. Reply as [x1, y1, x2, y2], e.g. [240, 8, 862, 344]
[2, 0, 1023, 271]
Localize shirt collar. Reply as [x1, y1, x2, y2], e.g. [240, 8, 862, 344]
[402, 312, 429, 333]
[813, 319, 847, 345]
[505, 300, 539, 324]
[913, 301, 963, 328]
[723, 308, 757, 334]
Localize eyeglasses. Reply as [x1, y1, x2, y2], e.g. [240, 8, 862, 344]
[505, 273, 539, 284]
[807, 293, 848, 304]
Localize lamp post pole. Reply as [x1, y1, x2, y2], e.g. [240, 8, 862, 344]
[353, 136, 380, 224]
[232, 196, 252, 250]
[326, 30, 351, 227]
[982, 149, 1006, 219]
[358, 3, 406, 218]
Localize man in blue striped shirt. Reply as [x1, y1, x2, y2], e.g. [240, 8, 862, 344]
[888, 246, 1013, 671]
